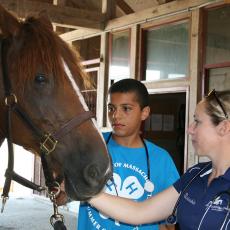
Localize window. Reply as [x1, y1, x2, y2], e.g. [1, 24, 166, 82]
[208, 67, 230, 91]
[109, 30, 130, 84]
[205, 6, 230, 65]
[73, 37, 101, 118]
[203, 5, 230, 94]
[144, 22, 189, 81]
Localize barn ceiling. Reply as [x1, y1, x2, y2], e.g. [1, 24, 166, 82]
[0, 0, 176, 34]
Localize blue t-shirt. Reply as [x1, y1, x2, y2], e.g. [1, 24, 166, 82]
[78, 132, 179, 230]
[174, 162, 230, 230]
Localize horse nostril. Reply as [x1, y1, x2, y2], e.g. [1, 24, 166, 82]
[88, 165, 98, 178]
[83, 164, 100, 187]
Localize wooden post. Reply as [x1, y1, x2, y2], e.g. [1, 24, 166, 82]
[187, 8, 201, 168]
[130, 24, 140, 79]
[98, 32, 110, 128]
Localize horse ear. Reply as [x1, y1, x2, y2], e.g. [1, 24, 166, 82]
[0, 4, 21, 37]
[38, 10, 54, 31]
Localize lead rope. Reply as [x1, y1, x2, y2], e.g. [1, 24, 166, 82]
[1, 106, 14, 213]
[49, 186, 67, 230]
[40, 150, 67, 230]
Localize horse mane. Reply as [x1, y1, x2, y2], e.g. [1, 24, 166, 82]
[11, 15, 92, 91]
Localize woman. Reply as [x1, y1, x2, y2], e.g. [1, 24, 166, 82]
[90, 89, 230, 230]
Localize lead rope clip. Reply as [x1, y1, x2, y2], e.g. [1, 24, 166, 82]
[47, 183, 65, 228]
[50, 201, 65, 227]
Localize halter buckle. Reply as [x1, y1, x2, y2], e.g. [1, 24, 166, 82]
[40, 133, 58, 154]
[5, 93, 17, 106]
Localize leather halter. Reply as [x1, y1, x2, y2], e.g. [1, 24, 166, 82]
[0, 38, 93, 212]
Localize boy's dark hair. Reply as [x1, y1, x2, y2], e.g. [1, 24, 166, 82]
[108, 78, 149, 109]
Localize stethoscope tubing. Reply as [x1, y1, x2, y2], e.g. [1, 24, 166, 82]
[106, 132, 154, 198]
[106, 132, 151, 229]
[106, 132, 150, 181]
[167, 162, 212, 224]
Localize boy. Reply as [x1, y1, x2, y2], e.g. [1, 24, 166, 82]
[77, 79, 179, 230]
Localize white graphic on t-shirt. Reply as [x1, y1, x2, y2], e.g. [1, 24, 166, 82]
[98, 173, 146, 227]
[105, 173, 145, 198]
[87, 163, 155, 229]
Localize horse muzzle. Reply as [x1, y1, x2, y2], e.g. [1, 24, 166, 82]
[63, 156, 112, 201]
[64, 167, 112, 201]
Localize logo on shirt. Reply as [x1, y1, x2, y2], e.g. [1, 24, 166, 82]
[206, 197, 227, 212]
[106, 173, 145, 198]
[184, 192, 196, 205]
[87, 162, 155, 229]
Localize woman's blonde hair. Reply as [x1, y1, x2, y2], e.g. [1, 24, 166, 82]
[205, 90, 230, 125]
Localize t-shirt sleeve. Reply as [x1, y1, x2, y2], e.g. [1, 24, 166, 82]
[162, 152, 180, 189]
[150, 143, 180, 192]
[150, 146, 180, 225]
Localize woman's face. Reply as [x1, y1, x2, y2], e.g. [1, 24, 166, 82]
[187, 100, 220, 157]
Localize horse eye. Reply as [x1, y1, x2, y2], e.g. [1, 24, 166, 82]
[35, 74, 47, 84]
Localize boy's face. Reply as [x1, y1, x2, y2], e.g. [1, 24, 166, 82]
[107, 92, 149, 138]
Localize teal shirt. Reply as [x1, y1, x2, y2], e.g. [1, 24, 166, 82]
[77, 132, 179, 230]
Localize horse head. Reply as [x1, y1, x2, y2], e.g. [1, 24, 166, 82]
[0, 5, 112, 201]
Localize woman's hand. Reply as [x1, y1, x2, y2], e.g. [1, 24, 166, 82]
[89, 186, 179, 226]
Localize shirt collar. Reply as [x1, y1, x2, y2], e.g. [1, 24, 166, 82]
[199, 165, 230, 181]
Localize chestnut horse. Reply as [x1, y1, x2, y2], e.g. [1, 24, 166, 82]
[0, 5, 111, 201]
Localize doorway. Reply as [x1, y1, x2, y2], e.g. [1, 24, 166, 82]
[143, 92, 186, 175]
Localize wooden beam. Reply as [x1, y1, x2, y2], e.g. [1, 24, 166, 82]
[102, 0, 116, 20]
[53, 0, 67, 33]
[0, 0, 105, 30]
[106, 0, 223, 30]
[115, 0, 134, 14]
[53, 0, 66, 4]
[60, 0, 224, 41]
[60, 29, 102, 42]
[156, 0, 174, 5]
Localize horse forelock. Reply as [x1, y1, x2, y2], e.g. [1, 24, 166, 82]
[8, 16, 93, 92]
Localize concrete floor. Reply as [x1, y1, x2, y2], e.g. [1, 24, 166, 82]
[0, 196, 77, 230]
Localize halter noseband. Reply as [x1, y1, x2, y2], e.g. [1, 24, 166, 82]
[0, 38, 93, 228]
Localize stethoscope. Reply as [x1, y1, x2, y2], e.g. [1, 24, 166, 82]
[106, 132, 154, 196]
[167, 162, 230, 229]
